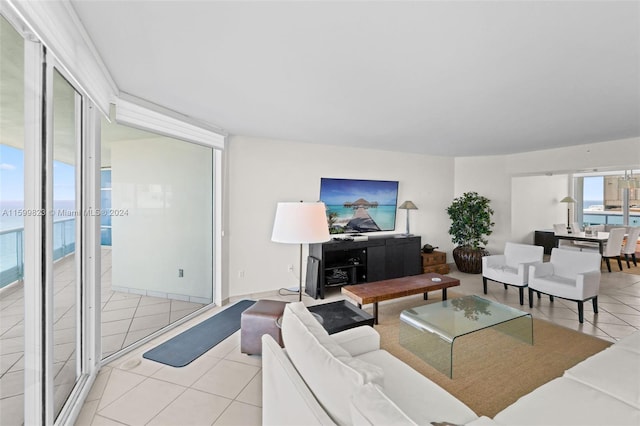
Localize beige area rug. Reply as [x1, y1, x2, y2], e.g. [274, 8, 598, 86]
[373, 294, 612, 418]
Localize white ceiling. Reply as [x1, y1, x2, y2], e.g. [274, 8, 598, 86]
[70, 0, 640, 157]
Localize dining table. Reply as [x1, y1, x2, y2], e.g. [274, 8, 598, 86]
[554, 231, 610, 254]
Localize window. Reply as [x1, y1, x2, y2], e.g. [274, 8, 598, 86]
[576, 171, 640, 228]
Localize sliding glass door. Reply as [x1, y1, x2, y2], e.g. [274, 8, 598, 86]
[0, 14, 26, 425]
[100, 119, 214, 359]
[51, 69, 82, 418]
[0, 6, 222, 423]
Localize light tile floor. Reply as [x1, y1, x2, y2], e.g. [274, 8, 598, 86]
[0, 248, 205, 425]
[75, 263, 640, 425]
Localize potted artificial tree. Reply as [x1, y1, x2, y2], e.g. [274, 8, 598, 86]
[446, 191, 495, 273]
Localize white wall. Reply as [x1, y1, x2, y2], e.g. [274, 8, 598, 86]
[111, 136, 213, 303]
[223, 136, 638, 300]
[455, 137, 640, 254]
[224, 136, 455, 299]
[511, 175, 569, 243]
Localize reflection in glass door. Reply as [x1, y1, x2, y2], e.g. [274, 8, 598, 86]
[100, 119, 213, 359]
[51, 69, 80, 418]
[0, 14, 26, 425]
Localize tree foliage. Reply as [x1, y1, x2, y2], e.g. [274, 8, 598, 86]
[446, 192, 495, 249]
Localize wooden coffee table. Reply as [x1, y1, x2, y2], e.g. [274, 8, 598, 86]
[341, 273, 460, 324]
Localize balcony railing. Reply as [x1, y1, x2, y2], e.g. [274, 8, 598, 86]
[0, 218, 75, 289]
[582, 210, 640, 227]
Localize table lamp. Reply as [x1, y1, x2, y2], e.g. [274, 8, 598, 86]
[398, 200, 418, 236]
[271, 201, 330, 301]
[560, 196, 576, 233]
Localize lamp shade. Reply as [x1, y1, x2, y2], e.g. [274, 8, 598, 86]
[560, 196, 576, 203]
[271, 202, 331, 244]
[398, 200, 418, 210]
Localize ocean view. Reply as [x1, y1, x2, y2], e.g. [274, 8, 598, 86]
[0, 200, 77, 276]
[584, 200, 604, 209]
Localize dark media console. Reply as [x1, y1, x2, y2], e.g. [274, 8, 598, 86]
[306, 234, 422, 299]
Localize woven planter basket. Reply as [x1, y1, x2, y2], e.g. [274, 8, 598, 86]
[453, 246, 489, 274]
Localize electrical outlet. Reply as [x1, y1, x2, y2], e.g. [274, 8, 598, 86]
[287, 264, 294, 273]
[238, 270, 245, 278]
[178, 269, 184, 277]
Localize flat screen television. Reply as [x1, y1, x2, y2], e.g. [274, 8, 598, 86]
[319, 177, 399, 234]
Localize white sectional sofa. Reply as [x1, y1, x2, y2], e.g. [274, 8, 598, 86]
[262, 301, 640, 426]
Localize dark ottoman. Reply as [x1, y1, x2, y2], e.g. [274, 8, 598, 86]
[240, 299, 287, 355]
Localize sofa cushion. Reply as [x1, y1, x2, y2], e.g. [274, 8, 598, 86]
[340, 357, 384, 387]
[528, 275, 579, 299]
[483, 264, 521, 286]
[550, 249, 602, 280]
[350, 383, 417, 426]
[330, 326, 380, 356]
[465, 416, 501, 425]
[261, 334, 336, 426]
[564, 345, 640, 409]
[494, 377, 640, 426]
[504, 242, 543, 269]
[282, 302, 384, 426]
[356, 349, 478, 425]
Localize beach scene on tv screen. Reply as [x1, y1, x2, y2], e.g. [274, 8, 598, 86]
[320, 178, 398, 233]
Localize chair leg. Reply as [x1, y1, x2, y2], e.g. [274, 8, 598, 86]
[504, 284, 508, 290]
[482, 277, 488, 294]
[537, 291, 541, 299]
[518, 287, 524, 306]
[625, 253, 631, 268]
[633, 253, 638, 267]
[578, 301, 584, 323]
[605, 257, 611, 273]
[592, 296, 598, 314]
[549, 295, 554, 302]
[616, 256, 623, 271]
[528, 288, 534, 308]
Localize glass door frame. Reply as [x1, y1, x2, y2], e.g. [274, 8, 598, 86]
[2, 3, 223, 422]
[17, 26, 102, 426]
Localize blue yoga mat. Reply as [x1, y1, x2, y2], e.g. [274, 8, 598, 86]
[143, 299, 255, 367]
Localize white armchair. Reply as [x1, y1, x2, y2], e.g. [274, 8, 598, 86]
[528, 248, 602, 323]
[482, 242, 544, 305]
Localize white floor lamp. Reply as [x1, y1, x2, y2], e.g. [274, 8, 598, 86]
[271, 202, 330, 301]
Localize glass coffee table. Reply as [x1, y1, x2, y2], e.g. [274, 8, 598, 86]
[399, 295, 533, 378]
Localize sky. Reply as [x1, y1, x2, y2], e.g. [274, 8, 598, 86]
[583, 176, 603, 201]
[0, 145, 24, 202]
[0, 144, 76, 203]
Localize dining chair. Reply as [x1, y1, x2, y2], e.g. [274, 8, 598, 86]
[585, 227, 626, 272]
[553, 223, 580, 251]
[621, 227, 640, 268]
[573, 224, 606, 251]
